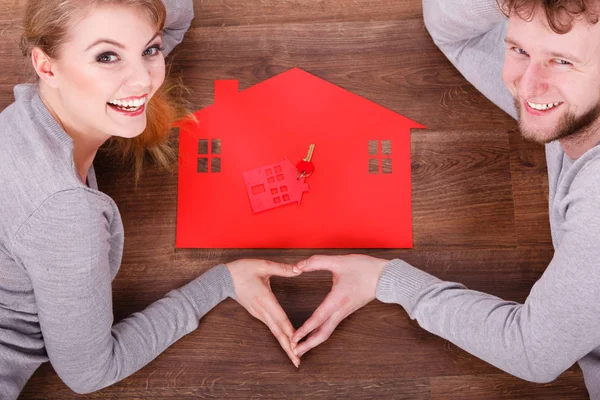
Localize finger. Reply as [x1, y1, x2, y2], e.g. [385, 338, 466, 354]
[262, 291, 296, 340]
[291, 289, 342, 344]
[260, 292, 301, 366]
[262, 309, 301, 367]
[264, 260, 303, 277]
[296, 255, 339, 273]
[293, 311, 345, 357]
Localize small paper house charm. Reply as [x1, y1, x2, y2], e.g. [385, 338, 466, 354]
[244, 159, 310, 213]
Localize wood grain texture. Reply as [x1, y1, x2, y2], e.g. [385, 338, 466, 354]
[192, 0, 424, 27]
[0, 0, 584, 398]
[170, 18, 516, 131]
[431, 372, 588, 400]
[508, 129, 552, 248]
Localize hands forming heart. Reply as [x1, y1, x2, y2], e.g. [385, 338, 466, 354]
[226, 255, 388, 368]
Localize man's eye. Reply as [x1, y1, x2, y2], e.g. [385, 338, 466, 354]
[97, 53, 119, 63]
[554, 58, 572, 66]
[512, 47, 528, 56]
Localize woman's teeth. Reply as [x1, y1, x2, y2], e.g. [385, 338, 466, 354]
[527, 100, 561, 111]
[107, 97, 146, 112]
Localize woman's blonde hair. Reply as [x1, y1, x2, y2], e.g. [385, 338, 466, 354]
[20, 0, 189, 182]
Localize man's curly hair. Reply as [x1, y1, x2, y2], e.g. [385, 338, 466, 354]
[499, 0, 599, 33]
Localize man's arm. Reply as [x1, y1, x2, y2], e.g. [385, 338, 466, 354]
[423, 0, 517, 118]
[377, 164, 600, 382]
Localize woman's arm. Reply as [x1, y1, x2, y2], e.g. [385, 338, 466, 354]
[162, 0, 194, 56]
[12, 189, 233, 394]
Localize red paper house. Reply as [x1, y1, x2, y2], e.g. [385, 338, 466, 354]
[176, 68, 425, 248]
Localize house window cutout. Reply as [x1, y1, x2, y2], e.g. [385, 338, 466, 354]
[211, 157, 221, 173]
[382, 158, 392, 174]
[212, 139, 221, 155]
[198, 158, 208, 173]
[198, 140, 209, 155]
[368, 140, 378, 156]
[252, 184, 266, 194]
[368, 158, 379, 174]
[368, 140, 393, 174]
[382, 140, 392, 155]
[271, 188, 278, 194]
[197, 139, 222, 173]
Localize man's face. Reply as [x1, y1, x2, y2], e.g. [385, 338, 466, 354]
[502, 7, 600, 144]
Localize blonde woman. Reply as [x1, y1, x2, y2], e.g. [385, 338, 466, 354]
[0, 1, 300, 398]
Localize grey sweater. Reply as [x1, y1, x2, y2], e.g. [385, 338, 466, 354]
[376, 0, 600, 398]
[0, 1, 235, 398]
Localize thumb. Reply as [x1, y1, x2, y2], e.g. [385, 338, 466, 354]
[265, 261, 303, 277]
[296, 255, 338, 273]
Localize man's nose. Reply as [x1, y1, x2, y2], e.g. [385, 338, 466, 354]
[519, 62, 550, 100]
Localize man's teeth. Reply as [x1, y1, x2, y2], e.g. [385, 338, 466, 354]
[527, 100, 561, 111]
[107, 97, 147, 110]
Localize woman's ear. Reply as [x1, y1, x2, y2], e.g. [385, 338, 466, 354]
[31, 47, 59, 88]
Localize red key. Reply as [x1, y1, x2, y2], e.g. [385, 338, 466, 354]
[296, 144, 315, 179]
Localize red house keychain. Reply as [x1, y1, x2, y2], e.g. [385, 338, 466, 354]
[296, 144, 315, 179]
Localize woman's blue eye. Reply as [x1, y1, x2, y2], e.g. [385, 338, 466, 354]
[96, 45, 163, 63]
[97, 52, 119, 63]
[143, 45, 164, 57]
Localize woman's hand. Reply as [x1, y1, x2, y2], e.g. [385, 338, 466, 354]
[226, 259, 302, 367]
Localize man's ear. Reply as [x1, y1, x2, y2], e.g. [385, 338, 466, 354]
[31, 47, 59, 88]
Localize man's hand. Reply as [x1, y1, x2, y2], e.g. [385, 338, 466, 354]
[226, 259, 302, 367]
[291, 255, 388, 358]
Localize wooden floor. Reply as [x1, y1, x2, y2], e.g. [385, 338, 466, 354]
[1, 0, 589, 398]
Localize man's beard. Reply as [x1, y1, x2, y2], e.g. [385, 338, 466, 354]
[514, 97, 600, 144]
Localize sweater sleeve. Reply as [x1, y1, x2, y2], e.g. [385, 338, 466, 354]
[162, 0, 194, 56]
[11, 189, 235, 394]
[422, 0, 517, 118]
[376, 167, 600, 383]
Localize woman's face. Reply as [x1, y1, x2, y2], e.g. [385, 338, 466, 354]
[49, 5, 165, 140]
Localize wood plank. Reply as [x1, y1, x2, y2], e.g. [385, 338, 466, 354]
[21, 362, 432, 399]
[431, 372, 588, 400]
[173, 19, 517, 131]
[508, 129, 552, 248]
[192, 0, 424, 27]
[412, 130, 516, 248]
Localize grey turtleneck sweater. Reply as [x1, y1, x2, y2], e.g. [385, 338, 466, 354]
[0, 1, 236, 398]
[376, 1, 600, 399]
